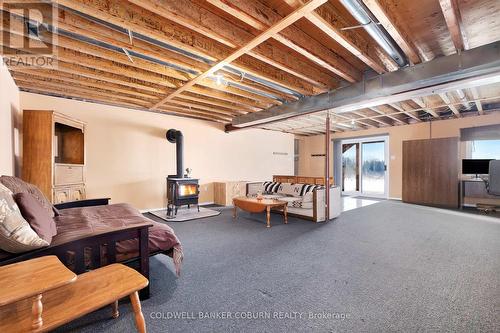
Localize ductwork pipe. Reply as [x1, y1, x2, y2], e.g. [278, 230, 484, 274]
[166, 129, 184, 178]
[339, 0, 408, 67]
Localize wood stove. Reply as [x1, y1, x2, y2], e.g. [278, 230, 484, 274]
[165, 129, 199, 217]
[167, 177, 199, 215]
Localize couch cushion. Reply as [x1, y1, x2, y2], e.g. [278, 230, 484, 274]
[277, 196, 297, 205]
[291, 200, 313, 209]
[262, 181, 281, 193]
[0, 184, 49, 253]
[14, 192, 57, 243]
[277, 183, 303, 197]
[54, 203, 182, 260]
[0, 176, 55, 218]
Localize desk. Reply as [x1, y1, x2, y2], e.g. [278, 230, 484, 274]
[460, 178, 500, 208]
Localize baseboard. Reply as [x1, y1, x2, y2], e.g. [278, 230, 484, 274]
[140, 201, 215, 213]
[388, 197, 402, 201]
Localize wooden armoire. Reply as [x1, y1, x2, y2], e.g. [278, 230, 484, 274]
[22, 110, 86, 204]
[402, 137, 459, 208]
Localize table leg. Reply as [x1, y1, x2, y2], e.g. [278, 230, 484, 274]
[266, 206, 271, 228]
[111, 300, 120, 319]
[233, 205, 237, 219]
[130, 291, 146, 333]
[284, 204, 288, 224]
[32, 294, 43, 330]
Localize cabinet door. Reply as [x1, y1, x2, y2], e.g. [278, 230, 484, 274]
[54, 187, 71, 204]
[70, 185, 86, 201]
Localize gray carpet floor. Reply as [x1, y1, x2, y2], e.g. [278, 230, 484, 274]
[56, 201, 500, 333]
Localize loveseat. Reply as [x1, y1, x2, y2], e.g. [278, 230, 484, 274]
[246, 181, 341, 222]
[0, 176, 183, 298]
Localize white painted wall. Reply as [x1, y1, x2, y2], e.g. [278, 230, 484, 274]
[0, 58, 21, 176]
[20, 92, 294, 209]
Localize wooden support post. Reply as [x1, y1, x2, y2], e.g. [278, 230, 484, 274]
[325, 113, 331, 221]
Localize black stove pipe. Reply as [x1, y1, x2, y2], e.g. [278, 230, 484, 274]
[166, 129, 184, 178]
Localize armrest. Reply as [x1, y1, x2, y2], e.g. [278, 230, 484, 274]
[246, 182, 263, 196]
[0, 222, 152, 268]
[54, 198, 111, 210]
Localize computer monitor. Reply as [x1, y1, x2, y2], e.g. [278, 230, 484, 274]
[462, 159, 492, 175]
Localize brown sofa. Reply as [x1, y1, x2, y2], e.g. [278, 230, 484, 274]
[0, 176, 183, 299]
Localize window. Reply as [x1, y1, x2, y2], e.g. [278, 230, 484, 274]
[470, 140, 500, 159]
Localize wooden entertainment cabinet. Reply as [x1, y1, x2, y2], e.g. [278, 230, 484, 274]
[22, 110, 86, 204]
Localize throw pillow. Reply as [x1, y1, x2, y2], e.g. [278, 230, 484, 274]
[14, 192, 57, 243]
[0, 176, 56, 218]
[0, 184, 49, 253]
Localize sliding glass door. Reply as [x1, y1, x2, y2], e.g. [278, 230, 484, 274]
[341, 136, 388, 198]
[342, 143, 359, 192]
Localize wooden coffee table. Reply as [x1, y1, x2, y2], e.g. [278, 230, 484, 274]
[233, 196, 288, 228]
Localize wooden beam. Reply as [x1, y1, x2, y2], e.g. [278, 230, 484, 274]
[155, 105, 232, 122]
[3, 15, 281, 108]
[335, 113, 377, 128]
[469, 87, 484, 115]
[9, 68, 160, 101]
[362, 0, 421, 65]
[17, 81, 228, 123]
[438, 0, 468, 51]
[205, 0, 362, 81]
[149, 0, 328, 110]
[411, 98, 440, 118]
[1, 32, 270, 112]
[22, 61, 258, 115]
[454, 89, 470, 109]
[56, 0, 319, 95]
[51, 7, 301, 101]
[130, 0, 340, 89]
[388, 102, 421, 122]
[177, 93, 259, 113]
[374, 105, 408, 124]
[165, 99, 241, 116]
[13, 75, 157, 106]
[8, 63, 165, 94]
[282, 0, 394, 73]
[438, 93, 461, 117]
[15, 81, 151, 108]
[350, 110, 387, 126]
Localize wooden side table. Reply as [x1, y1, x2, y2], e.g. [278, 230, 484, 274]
[0, 257, 149, 332]
[0, 256, 77, 330]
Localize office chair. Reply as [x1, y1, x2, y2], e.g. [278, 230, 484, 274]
[478, 160, 500, 213]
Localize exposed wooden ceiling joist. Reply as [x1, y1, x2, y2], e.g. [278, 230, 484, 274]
[232, 41, 500, 127]
[128, 0, 346, 88]
[438, 93, 461, 117]
[438, 0, 468, 51]
[469, 87, 484, 115]
[204, 0, 364, 80]
[362, 0, 421, 65]
[56, 0, 318, 95]
[148, 0, 329, 110]
[2, 0, 499, 130]
[282, 0, 394, 72]
[388, 102, 422, 122]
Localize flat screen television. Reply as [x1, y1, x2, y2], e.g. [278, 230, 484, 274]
[462, 159, 492, 175]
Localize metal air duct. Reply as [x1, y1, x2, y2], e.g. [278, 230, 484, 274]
[339, 0, 409, 67]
